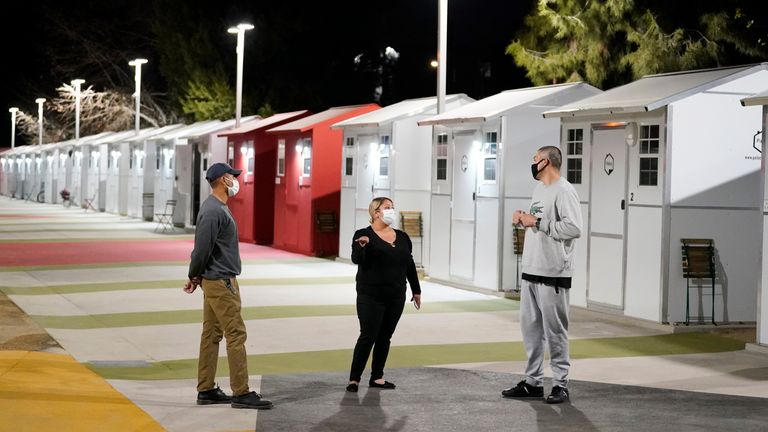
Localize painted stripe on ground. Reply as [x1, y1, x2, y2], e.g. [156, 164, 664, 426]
[0, 257, 328, 273]
[0, 351, 163, 431]
[28, 299, 517, 329]
[0, 276, 356, 295]
[86, 333, 745, 380]
[0, 239, 308, 267]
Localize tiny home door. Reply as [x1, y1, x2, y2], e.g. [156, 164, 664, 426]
[588, 126, 628, 309]
[354, 135, 378, 229]
[449, 132, 478, 280]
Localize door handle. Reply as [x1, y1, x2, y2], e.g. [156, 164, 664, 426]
[621, 199, 626, 210]
[472, 192, 476, 201]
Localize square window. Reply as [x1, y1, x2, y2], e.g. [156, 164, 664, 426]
[639, 157, 658, 186]
[567, 158, 582, 184]
[379, 156, 389, 176]
[567, 142, 582, 155]
[345, 157, 353, 176]
[437, 133, 448, 144]
[436, 158, 447, 180]
[484, 158, 496, 181]
[303, 158, 311, 175]
[346, 137, 355, 147]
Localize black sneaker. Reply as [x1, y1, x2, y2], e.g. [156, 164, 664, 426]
[197, 386, 232, 405]
[231, 391, 274, 410]
[502, 380, 544, 398]
[546, 386, 569, 404]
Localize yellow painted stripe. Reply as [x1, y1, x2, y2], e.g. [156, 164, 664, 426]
[0, 351, 163, 431]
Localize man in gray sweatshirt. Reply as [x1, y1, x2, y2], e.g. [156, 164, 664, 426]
[503, 146, 583, 404]
[184, 162, 272, 410]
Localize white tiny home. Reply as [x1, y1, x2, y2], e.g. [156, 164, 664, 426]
[741, 89, 768, 346]
[123, 124, 184, 219]
[332, 94, 474, 266]
[544, 63, 768, 324]
[101, 130, 157, 215]
[419, 83, 601, 291]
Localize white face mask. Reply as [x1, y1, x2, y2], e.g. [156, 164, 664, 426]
[225, 177, 240, 197]
[381, 208, 396, 226]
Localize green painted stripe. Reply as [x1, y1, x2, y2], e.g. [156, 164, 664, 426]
[0, 276, 355, 295]
[87, 333, 745, 380]
[29, 300, 517, 329]
[0, 257, 323, 273]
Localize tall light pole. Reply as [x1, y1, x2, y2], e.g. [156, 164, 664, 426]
[128, 58, 148, 134]
[71, 79, 85, 141]
[437, 0, 447, 114]
[228, 23, 254, 128]
[8, 107, 18, 149]
[35, 98, 46, 146]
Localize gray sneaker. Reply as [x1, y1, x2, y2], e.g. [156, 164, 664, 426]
[231, 391, 274, 410]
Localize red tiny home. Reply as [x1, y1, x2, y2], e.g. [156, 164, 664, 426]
[218, 111, 310, 244]
[267, 104, 379, 256]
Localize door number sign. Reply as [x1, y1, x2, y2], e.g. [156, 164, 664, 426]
[604, 153, 615, 176]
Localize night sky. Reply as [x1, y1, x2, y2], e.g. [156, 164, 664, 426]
[2, 1, 766, 148]
[1, 0, 530, 147]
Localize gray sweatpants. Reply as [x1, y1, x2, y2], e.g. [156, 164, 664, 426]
[520, 280, 570, 388]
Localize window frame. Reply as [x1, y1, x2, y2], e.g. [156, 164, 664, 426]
[638, 125, 660, 187]
[565, 128, 584, 185]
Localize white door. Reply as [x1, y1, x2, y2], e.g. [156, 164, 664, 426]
[450, 133, 477, 280]
[354, 135, 377, 229]
[588, 127, 628, 309]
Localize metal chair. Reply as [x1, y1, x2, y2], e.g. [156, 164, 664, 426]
[154, 200, 177, 233]
[681, 238, 717, 325]
[83, 194, 97, 212]
[513, 227, 526, 290]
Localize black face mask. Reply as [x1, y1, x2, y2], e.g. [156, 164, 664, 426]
[531, 159, 549, 180]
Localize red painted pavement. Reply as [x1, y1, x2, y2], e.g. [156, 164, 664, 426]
[0, 239, 302, 267]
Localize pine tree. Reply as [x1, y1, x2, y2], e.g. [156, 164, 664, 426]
[507, 0, 768, 88]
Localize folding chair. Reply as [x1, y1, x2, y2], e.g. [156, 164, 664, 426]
[83, 194, 97, 212]
[154, 200, 177, 233]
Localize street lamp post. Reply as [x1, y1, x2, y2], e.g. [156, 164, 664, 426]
[228, 23, 254, 128]
[35, 98, 46, 146]
[128, 58, 148, 134]
[8, 107, 18, 149]
[437, 0, 447, 114]
[71, 79, 85, 141]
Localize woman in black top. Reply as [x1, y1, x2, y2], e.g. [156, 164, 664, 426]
[346, 197, 421, 392]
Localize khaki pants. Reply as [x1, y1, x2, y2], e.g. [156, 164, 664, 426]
[197, 277, 250, 396]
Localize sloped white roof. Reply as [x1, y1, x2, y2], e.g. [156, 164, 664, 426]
[420, 83, 599, 126]
[148, 120, 222, 142]
[268, 104, 378, 133]
[177, 115, 260, 139]
[125, 124, 186, 143]
[218, 111, 310, 136]
[741, 89, 768, 106]
[333, 94, 473, 128]
[545, 63, 768, 118]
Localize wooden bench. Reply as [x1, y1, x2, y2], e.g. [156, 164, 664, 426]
[399, 211, 423, 238]
[315, 211, 338, 233]
[681, 238, 716, 325]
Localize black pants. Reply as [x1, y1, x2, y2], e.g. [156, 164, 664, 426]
[349, 293, 405, 382]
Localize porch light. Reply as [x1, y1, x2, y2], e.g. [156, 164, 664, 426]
[295, 143, 303, 153]
[241, 145, 248, 155]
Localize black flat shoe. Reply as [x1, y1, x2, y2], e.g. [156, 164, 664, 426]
[369, 379, 396, 389]
[346, 383, 359, 392]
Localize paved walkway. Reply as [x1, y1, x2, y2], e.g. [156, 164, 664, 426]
[0, 196, 766, 431]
